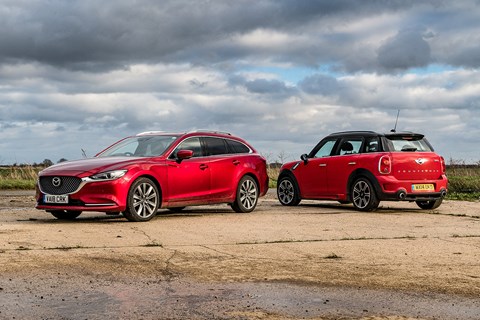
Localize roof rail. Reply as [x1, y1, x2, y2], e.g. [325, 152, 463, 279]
[136, 131, 165, 136]
[189, 129, 231, 136]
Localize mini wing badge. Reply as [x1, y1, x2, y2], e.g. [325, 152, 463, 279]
[415, 158, 427, 165]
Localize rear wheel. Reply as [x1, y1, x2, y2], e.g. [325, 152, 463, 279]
[416, 198, 443, 210]
[231, 175, 258, 213]
[277, 176, 301, 206]
[49, 210, 82, 220]
[351, 177, 379, 211]
[123, 178, 160, 222]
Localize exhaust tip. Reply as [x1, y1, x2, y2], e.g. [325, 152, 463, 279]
[397, 190, 407, 200]
[441, 189, 447, 198]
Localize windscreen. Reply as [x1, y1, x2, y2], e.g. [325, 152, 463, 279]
[97, 135, 179, 157]
[383, 134, 433, 152]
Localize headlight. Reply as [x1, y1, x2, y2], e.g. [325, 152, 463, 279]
[89, 170, 127, 181]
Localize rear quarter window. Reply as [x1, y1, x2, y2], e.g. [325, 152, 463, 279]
[226, 139, 251, 154]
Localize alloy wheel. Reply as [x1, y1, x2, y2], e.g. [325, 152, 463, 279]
[132, 182, 158, 218]
[352, 180, 371, 209]
[278, 179, 295, 204]
[239, 178, 258, 210]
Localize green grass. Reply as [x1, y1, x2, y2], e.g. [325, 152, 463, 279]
[0, 179, 36, 190]
[0, 166, 41, 190]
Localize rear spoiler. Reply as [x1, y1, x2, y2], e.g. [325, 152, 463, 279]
[384, 132, 424, 140]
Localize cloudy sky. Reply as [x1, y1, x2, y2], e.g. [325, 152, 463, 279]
[1, 0, 479, 165]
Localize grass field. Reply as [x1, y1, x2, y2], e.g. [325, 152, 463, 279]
[1, 164, 479, 201]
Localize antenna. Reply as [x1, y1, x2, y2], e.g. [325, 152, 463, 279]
[391, 109, 400, 133]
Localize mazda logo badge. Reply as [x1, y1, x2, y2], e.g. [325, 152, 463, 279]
[52, 177, 62, 187]
[415, 158, 426, 165]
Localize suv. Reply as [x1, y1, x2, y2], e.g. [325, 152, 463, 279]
[36, 131, 269, 221]
[277, 131, 448, 211]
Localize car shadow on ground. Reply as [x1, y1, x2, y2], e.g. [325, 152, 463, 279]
[30, 207, 240, 223]
[294, 202, 424, 214]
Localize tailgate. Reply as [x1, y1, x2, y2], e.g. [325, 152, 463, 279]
[391, 152, 444, 181]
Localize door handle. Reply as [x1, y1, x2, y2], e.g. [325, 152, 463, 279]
[348, 162, 356, 165]
[199, 164, 208, 170]
[232, 160, 240, 165]
[319, 164, 327, 167]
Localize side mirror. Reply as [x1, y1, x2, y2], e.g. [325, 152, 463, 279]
[176, 150, 193, 163]
[300, 153, 309, 164]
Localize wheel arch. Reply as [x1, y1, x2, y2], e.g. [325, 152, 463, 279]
[238, 172, 260, 193]
[347, 169, 381, 202]
[278, 169, 301, 193]
[129, 173, 163, 205]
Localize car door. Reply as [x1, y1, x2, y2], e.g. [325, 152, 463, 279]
[203, 137, 239, 201]
[294, 138, 337, 198]
[166, 137, 211, 205]
[327, 137, 364, 197]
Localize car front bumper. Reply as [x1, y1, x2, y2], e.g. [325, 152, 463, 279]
[35, 178, 129, 213]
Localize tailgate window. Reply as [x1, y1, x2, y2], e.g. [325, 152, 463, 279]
[383, 134, 433, 152]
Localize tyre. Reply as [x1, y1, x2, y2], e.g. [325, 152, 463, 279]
[231, 175, 258, 213]
[123, 177, 160, 222]
[416, 198, 443, 210]
[351, 177, 379, 211]
[49, 210, 82, 220]
[277, 175, 301, 206]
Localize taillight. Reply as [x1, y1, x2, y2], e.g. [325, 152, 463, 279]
[440, 156, 446, 173]
[378, 155, 391, 174]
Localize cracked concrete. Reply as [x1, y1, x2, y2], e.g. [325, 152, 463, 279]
[0, 191, 479, 319]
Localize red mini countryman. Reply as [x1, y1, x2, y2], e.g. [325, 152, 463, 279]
[36, 131, 269, 221]
[277, 131, 448, 211]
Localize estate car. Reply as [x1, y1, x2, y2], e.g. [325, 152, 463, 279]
[36, 131, 269, 221]
[277, 131, 448, 211]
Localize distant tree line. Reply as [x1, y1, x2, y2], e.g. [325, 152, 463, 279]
[7, 158, 68, 167]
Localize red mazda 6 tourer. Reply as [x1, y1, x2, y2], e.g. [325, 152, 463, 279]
[36, 131, 269, 221]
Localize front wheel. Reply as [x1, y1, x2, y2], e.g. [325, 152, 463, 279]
[416, 198, 443, 210]
[123, 178, 160, 222]
[231, 175, 258, 213]
[49, 210, 82, 220]
[277, 176, 301, 206]
[351, 177, 379, 211]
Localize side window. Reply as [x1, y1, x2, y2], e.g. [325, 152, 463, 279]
[337, 138, 363, 155]
[226, 139, 251, 154]
[204, 137, 228, 156]
[311, 139, 337, 158]
[365, 137, 380, 153]
[171, 137, 203, 158]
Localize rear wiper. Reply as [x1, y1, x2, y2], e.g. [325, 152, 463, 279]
[401, 147, 417, 152]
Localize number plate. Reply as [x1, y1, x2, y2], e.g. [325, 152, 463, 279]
[44, 195, 68, 204]
[412, 184, 435, 192]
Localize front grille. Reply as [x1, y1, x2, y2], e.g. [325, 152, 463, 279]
[39, 176, 82, 195]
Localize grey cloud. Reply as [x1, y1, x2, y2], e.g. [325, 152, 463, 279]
[377, 29, 431, 71]
[1, 0, 480, 164]
[298, 74, 339, 95]
[244, 79, 295, 96]
[0, 0, 459, 73]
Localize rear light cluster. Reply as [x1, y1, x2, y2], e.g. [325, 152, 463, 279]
[440, 156, 446, 173]
[378, 155, 391, 174]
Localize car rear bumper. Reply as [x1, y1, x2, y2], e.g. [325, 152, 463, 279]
[375, 175, 448, 201]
